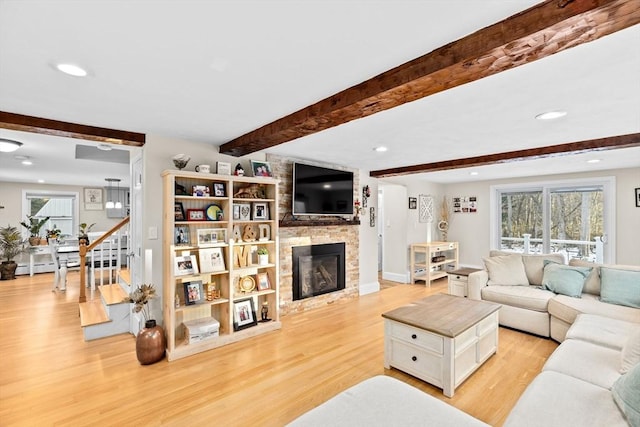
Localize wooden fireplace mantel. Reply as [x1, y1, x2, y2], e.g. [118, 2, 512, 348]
[279, 219, 360, 228]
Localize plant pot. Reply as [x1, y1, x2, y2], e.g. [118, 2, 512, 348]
[136, 319, 166, 365]
[28, 236, 40, 246]
[258, 254, 269, 265]
[0, 261, 18, 280]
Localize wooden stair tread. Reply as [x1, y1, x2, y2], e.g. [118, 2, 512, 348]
[99, 284, 129, 305]
[79, 301, 110, 327]
[118, 269, 131, 286]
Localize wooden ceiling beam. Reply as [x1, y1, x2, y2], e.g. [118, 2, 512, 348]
[0, 111, 145, 146]
[219, 0, 640, 157]
[369, 133, 640, 178]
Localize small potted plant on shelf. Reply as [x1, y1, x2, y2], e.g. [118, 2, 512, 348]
[20, 215, 50, 246]
[257, 247, 269, 265]
[0, 225, 27, 280]
[78, 222, 96, 246]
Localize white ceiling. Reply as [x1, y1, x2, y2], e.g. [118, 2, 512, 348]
[0, 1, 638, 187]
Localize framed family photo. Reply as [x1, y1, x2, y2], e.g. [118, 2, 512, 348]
[174, 202, 186, 221]
[196, 228, 227, 246]
[174, 254, 199, 276]
[233, 298, 257, 331]
[213, 183, 225, 197]
[250, 160, 273, 177]
[253, 202, 268, 220]
[183, 280, 204, 305]
[175, 226, 190, 245]
[256, 272, 271, 291]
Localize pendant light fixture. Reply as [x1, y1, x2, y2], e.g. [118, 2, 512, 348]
[105, 178, 122, 209]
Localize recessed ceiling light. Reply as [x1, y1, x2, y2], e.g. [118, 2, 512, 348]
[323, 184, 332, 189]
[587, 159, 601, 164]
[0, 138, 23, 152]
[37, 179, 45, 183]
[469, 171, 479, 176]
[374, 146, 388, 152]
[55, 63, 88, 77]
[22, 159, 33, 166]
[535, 110, 567, 120]
[96, 143, 113, 151]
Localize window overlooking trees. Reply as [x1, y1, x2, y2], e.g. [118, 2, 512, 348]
[492, 178, 614, 263]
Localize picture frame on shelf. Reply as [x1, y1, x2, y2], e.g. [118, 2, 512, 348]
[84, 188, 103, 210]
[192, 185, 210, 197]
[198, 247, 226, 273]
[205, 204, 223, 221]
[233, 204, 241, 220]
[174, 202, 186, 221]
[250, 160, 273, 177]
[217, 161, 231, 175]
[213, 183, 225, 197]
[196, 228, 227, 246]
[183, 280, 204, 305]
[238, 203, 251, 221]
[187, 209, 206, 221]
[174, 254, 199, 276]
[233, 298, 257, 331]
[174, 226, 190, 245]
[256, 272, 271, 291]
[253, 202, 268, 220]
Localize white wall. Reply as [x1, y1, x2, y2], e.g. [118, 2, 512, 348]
[444, 167, 640, 267]
[379, 183, 408, 282]
[358, 171, 379, 294]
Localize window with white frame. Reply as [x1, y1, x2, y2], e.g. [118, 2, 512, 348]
[23, 190, 79, 239]
[490, 177, 615, 263]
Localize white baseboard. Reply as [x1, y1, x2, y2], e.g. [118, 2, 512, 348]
[382, 271, 409, 284]
[359, 281, 380, 295]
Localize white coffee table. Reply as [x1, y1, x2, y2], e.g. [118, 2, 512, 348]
[383, 293, 500, 397]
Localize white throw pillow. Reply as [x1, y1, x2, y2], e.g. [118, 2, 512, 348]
[484, 254, 529, 286]
[621, 328, 640, 374]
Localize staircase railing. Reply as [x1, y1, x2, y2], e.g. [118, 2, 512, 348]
[78, 216, 130, 303]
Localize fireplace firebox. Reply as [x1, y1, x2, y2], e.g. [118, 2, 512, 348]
[292, 243, 346, 301]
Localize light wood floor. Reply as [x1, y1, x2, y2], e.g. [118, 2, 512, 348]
[0, 272, 557, 426]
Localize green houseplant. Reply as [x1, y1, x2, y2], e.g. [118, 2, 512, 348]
[257, 247, 269, 265]
[20, 215, 49, 245]
[78, 222, 95, 245]
[46, 225, 61, 242]
[0, 225, 27, 280]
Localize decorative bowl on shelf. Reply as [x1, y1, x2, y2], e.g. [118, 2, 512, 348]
[172, 154, 191, 170]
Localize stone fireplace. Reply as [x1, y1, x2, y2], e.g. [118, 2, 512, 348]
[292, 243, 345, 301]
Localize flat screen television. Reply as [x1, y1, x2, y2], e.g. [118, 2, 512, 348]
[292, 163, 354, 216]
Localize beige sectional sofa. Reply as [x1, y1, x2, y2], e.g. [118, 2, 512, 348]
[468, 251, 640, 341]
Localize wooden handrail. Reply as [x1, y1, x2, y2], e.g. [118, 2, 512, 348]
[79, 216, 130, 303]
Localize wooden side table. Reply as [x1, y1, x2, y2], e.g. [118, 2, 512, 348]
[447, 268, 482, 297]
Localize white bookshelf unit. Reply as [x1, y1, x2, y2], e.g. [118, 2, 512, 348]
[410, 241, 459, 286]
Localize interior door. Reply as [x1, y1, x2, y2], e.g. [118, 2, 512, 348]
[129, 152, 144, 334]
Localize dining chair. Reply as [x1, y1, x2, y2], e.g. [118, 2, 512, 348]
[50, 243, 82, 291]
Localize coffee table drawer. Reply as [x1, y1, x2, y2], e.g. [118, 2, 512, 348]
[388, 322, 443, 354]
[388, 340, 443, 386]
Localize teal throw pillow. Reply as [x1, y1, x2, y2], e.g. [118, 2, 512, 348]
[612, 362, 640, 427]
[600, 267, 640, 308]
[541, 260, 591, 298]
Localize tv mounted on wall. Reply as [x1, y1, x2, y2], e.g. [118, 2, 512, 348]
[292, 163, 354, 216]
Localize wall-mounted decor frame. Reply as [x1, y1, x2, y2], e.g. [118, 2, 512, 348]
[636, 188, 640, 207]
[84, 188, 103, 210]
[418, 195, 434, 223]
[408, 197, 417, 209]
[453, 196, 478, 213]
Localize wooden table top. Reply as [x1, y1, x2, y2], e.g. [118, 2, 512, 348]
[448, 267, 483, 276]
[382, 294, 501, 338]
